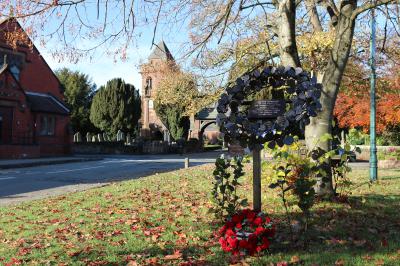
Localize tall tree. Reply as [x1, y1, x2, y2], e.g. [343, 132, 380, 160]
[183, 0, 399, 196]
[154, 68, 217, 140]
[56, 68, 96, 134]
[90, 78, 141, 137]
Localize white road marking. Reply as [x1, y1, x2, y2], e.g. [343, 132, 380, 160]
[46, 166, 105, 174]
[101, 159, 215, 164]
[0, 176, 17, 181]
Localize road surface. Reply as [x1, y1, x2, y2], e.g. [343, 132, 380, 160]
[0, 152, 221, 206]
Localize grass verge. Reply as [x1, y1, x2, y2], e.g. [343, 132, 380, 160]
[0, 164, 399, 265]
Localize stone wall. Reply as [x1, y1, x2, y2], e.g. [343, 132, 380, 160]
[72, 140, 200, 155]
[72, 142, 138, 155]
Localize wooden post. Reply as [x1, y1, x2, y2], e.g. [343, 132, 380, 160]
[184, 157, 190, 169]
[253, 145, 262, 212]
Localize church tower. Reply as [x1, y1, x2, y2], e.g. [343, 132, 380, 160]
[139, 41, 175, 138]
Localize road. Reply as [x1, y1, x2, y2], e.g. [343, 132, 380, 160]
[0, 152, 222, 206]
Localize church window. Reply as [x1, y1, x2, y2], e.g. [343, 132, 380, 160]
[10, 65, 20, 81]
[145, 77, 152, 96]
[149, 100, 154, 109]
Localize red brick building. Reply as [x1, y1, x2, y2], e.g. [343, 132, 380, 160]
[139, 41, 174, 139]
[0, 18, 71, 159]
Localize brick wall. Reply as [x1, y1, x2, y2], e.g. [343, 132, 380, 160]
[0, 145, 40, 159]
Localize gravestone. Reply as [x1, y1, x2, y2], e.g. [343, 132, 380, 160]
[126, 133, 131, 144]
[86, 132, 92, 142]
[92, 135, 97, 142]
[98, 133, 104, 142]
[116, 130, 122, 141]
[76, 132, 82, 142]
[103, 132, 108, 142]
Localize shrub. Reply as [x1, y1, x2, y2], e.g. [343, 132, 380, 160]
[211, 156, 248, 220]
[347, 128, 368, 145]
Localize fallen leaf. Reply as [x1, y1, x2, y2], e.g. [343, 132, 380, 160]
[335, 259, 345, 266]
[290, 255, 301, 264]
[68, 250, 82, 257]
[164, 250, 182, 260]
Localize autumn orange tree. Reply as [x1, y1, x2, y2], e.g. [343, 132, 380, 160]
[335, 42, 400, 138]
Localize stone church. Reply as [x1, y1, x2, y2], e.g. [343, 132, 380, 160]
[139, 41, 173, 140]
[139, 41, 220, 143]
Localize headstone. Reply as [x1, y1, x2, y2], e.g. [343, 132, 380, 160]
[73, 133, 77, 142]
[76, 132, 82, 142]
[126, 133, 131, 144]
[120, 132, 125, 143]
[117, 130, 122, 141]
[98, 133, 104, 142]
[92, 135, 97, 142]
[103, 132, 108, 142]
[86, 132, 91, 142]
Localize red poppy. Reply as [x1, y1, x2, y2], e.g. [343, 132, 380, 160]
[225, 228, 235, 237]
[227, 237, 238, 249]
[254, 217, 263, 226]
[238, 239, 248, 249]
[246, 211, 256, 222]
[255, 226, 265, 235]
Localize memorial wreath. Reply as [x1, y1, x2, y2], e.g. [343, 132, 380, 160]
[216, 66, 322, 148]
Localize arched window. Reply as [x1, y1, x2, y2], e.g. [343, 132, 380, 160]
[145, 77, 152, 96]
[10, 65, 20, 81]
[148, 99, 154, 109]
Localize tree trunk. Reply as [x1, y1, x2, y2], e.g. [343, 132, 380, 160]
[305, 0, 323, 32]
[305, 0, 357, 197]
[277, 0, 301, 67]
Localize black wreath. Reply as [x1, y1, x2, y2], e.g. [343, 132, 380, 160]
[216, 66, 322, 148]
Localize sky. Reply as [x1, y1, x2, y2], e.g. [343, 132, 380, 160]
[41, 37, 185, 91]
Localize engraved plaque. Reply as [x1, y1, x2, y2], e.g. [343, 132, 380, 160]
[248, 99, 286, 119]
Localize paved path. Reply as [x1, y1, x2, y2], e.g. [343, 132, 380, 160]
[0, 152, 222, 206]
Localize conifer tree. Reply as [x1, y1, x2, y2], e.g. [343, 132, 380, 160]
[56, 68, 96, 134]
[90, 78, 141, 137]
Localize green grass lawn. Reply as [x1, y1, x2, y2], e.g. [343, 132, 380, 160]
[0, 164, 399, 265]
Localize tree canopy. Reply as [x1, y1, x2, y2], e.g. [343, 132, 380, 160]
[56, 68, 96, 134]
[90, 78, 141, 137]
[154, 68, 217, 140]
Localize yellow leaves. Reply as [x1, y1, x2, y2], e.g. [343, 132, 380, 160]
[297, 31, 335, 71]
[155, 69, 220, 116]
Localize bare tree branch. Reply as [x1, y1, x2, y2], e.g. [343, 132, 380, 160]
[351, 0, 398, 20]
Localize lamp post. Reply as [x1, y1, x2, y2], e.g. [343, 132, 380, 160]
[369, 7, 378, 182]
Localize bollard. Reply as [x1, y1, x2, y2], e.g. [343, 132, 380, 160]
[184, 157, 189, 169]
